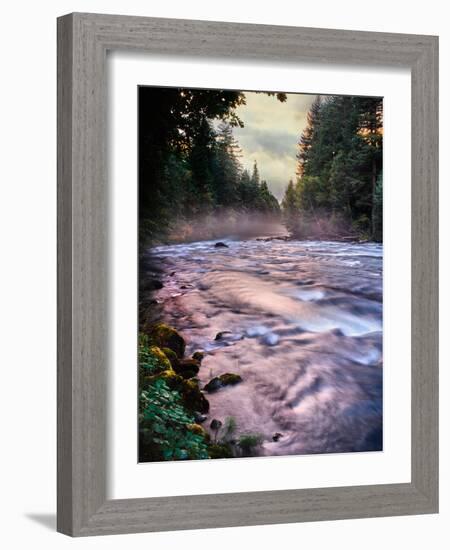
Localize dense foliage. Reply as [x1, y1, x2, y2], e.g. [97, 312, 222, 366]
[139, 88, 281, 245]
[282, 95, 383, 241]
[139, 379, 210, 461]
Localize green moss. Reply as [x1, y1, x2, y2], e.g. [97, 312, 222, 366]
[219, 373, 242, 385]
[208, 443, 234, 459]
[139, 337, 173, 388]
[152, 370, 210, 414]
[146, 323, 186, 358]
[162, 347, 179, 368]
[204, 373, 243, 393]
[182, 379, 210, 413]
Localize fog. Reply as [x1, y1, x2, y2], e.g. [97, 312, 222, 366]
[167, 211, 287, 243]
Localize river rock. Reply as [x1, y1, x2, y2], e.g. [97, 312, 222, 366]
[161, 347, 179, 368]
[214, 331, 243, 342]
[159, 371, 209, 413]
[182, 379, 210, 413]
[146, 323, 186, 358]
[192, 351, 205, 363]
[210, 419, 222, 432]
[214, 331, 232, 341]
[214, 241, 229, 248]
[173, 358, 200, 379]
[204, 373, 243, 393]
[194, 412, 207, 423]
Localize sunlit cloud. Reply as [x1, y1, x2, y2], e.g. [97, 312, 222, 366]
[233, 91, 317, 200]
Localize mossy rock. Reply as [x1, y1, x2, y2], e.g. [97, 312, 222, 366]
[208, 443, 234, 459]
[147, 367, 183, 393]
[162, 347, 179, 368]
[173, 359, 200, 379]
[155, 370, 210, 414]
[192, 351, 205, 363]
[139, 346, 173, 387]
[149, 346, 172, 369]
[182, 379, 210, 414]
[146, 323, 186, 358]
[187, 423, 210, 442]
[204, 373, 243, 393]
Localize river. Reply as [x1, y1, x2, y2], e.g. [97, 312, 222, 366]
[143, 237, 383, 456]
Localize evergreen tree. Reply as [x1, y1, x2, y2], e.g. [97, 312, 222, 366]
[214, 122, 242, 207]
[281, 180, 299, 234]
[251, 160, 260, 187]
[293, 94, 383, 239]
[297, 95, 322, 177]
[188, 116, 216, 214]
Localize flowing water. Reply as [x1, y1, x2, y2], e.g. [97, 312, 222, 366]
[144, 238, 383, 456]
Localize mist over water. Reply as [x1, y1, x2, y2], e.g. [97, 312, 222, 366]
[144, 237, 383, 456]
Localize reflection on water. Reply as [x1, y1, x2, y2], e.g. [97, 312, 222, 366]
[143, 238, 383, 455]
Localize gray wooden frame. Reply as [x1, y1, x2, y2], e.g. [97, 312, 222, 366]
[57, 12, 439, 537]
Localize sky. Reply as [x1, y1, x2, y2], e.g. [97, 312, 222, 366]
[233, 91, 317, 200]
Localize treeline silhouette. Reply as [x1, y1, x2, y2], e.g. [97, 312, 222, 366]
[139, 87, 282, 245]
[282, 95, 383, 241]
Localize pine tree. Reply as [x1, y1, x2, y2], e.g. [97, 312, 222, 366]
[281, 180, 299, 234]
[292, 94, 383, 238]
[188, 116, 216, 214]
[251, 160, 260, 187]
[297, 95, 322, 177]
[214, 122, 242, 207]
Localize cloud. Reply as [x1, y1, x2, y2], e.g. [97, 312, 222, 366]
[238, 128, 296, 158]
[232, 91, 316, 200]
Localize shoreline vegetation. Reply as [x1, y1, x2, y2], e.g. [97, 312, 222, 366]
[138, 87, 383, 461]
[139, 323, 262, 461]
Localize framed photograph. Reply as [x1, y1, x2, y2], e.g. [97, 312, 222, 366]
[57, 13, 438, 536]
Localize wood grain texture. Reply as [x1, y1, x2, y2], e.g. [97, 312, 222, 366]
[57, 12, 439, 536]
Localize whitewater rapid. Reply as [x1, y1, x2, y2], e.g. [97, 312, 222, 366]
[143, 238, 383, 456]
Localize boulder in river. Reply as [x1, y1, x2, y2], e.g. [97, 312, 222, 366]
[194, 412, 207, 423]
[204, 373, 243, 393]
[214, 331, 232, 341]
[214, 241, 229, 248]
[214, 331, 244, 342]
[192, 351, 205, 363]
[146, 323, 186, 358]
[173, 358, 200, 379]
